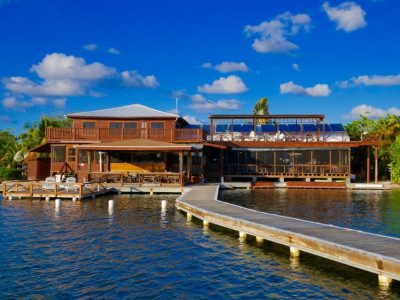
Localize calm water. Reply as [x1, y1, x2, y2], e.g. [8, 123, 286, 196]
[0, 190, 399, 299]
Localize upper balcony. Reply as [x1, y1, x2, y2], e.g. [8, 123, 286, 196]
[46, 127, 206, 143]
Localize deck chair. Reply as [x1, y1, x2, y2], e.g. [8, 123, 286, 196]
[42, 177, 55, 190]
[65, 177, 78, 192]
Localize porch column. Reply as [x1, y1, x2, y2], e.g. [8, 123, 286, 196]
[179, 151, 184, 186]
[366, 146, 370, 184]
[219, 149, 224, 181]
[187, 152, 193, 179]
[374, 146, 378, 184]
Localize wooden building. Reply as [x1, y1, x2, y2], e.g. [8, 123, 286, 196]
[28, 104, 381, 186]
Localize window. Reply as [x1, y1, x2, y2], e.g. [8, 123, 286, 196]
[68, 148, 76, 162]
[110, 122, 122, 129]
[151, 122, 164, 129]
[78, 150, 89, 163]
[124, 122, 137, 129]
[83, 122, 96, 129]
[52, 146, 66, 163]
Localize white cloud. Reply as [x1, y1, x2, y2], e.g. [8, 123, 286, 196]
[31, 97, 47, 105]
[53, 98, 66, 109]
[197, 75, 248, 94]
[280, 81, 331, 97]
[2, 97, 34, 111]
[182, 115, 203, 125]
[338, 74, 400, 88]
[121, 70, 159, 88]
[84, 43, 98, 51]
[203, 61, 249, 73]
[322, 2, 366, 32]
[3, 53, 115, 97]
[189, 98, 240, 112]
[108, 47, 120, 55]
[244, 12, 311, 53]
[345, 104, 400, 119]
[292, 63, 300, 71]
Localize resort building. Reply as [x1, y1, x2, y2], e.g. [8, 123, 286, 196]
[28, 103, 381, 186]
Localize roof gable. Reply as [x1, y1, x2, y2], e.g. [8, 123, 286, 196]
[67, 104, 178, 119]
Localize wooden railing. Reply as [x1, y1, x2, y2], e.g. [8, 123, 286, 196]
[89, 172, 183, 186]
[46, 127, 204, 143]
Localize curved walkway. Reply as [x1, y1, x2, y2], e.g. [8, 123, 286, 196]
[176, 184, 400, 287]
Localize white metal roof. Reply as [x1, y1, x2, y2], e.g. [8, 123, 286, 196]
[67, 104, 178, 119]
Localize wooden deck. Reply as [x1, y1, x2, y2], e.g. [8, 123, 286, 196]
[176, 185, 400, 287]
[2, 181, 112, 200]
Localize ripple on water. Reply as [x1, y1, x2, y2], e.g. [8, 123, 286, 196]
[0, 193, 399, 299]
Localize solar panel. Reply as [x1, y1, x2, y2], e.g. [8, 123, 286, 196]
[202, 125, 210, 133]
[216, 124, 229, 132]
[261, 124, 276, 132]
[278, 124, 288, 132]
[303, 124, 317, 132]
[330, 123, 345, 132]
[242, 124, 253, 132]
[287, 124, 301, 132]
[232, 124, 243, 132]
[256, 125, 262, 133]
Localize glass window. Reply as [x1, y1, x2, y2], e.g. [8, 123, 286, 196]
[68, 148, 76, 156]
[78, 150, 89, 163]
[151, 122, 164, 129]
[52, 146, 66, 163]
[110, 122, 122, 129]
[124, 122, 137, 129]
[83, 122, 96, 129]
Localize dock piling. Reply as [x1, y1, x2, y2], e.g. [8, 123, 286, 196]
[161, 200, 167, 211]
[108, 199, 114, 214]
[239, 232, 247, 240]
[378, 275, 393, 288]
[203, 220, 209, 228]
[290, 247, 300, 258]
[256, 236, 264, 244]
[186, 213, 192, 222]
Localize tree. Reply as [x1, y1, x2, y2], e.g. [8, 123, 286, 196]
[253, 98, 269, 116]
[0, 130, 20, 168]
[390, 137, 400, 184]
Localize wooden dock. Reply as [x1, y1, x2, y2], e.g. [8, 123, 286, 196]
[2, 180, 112, 200]
[176, 185, 400, 287]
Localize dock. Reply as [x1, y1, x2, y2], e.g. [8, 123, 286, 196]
[2, 180, 112, 200]
[176, 185, 400, 287]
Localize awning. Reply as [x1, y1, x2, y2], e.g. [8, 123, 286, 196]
[75, 138, 193, 151]
[29, 143, 51, 153]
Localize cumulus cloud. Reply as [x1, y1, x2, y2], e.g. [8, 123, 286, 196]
[189, 98, 240, 112]
[182, 115, 203, 125]
[345, 104, 400, 119]
[2, 97, 34, 111]
[121, 70, 159, 88]
[203, 61, 249, 73]
[197, 75, 248, 94]
[244, 12, 311, 53]
[53, 98, 66, 109]
[338, 74, 400, 88]
[108, 47, 120, 55]
[84, 43, 98, 51]
[292, 63, 300, 71]
[280, 81, 331, 97]
[322, 2, 366, 32]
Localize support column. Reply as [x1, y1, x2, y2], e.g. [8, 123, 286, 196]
[378, 274, 392, 288]
[290, 247, 300, 258]
[186, 213, 192, 222]
[179, 151, 184, 186]
[239, 232, 247, 240]
[219, 150, 224, 182]
[367, 146, 370, 184]
[203, 220, 209, 228]
[374, 146, 378, 184]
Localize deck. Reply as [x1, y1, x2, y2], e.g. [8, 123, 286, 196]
[2, 181, 112, 200]
[176, 185, 400, 287]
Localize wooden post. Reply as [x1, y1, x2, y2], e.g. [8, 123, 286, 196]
[374, 146, 378, 184]
[210, 118, 214, 141]
[2, 182, 6, 197]
[329, 150, 332, 175]
[219, 149, 224, 181]
[367, 146, 371, 184]
[273, 151, 276, 175]
[179, 151, 184, 186]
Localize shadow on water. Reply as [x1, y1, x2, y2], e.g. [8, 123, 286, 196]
[0, 192, 399, 299]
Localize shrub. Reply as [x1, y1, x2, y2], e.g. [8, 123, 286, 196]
[390, 137, 400, 184]
[0, 167, 23, 181]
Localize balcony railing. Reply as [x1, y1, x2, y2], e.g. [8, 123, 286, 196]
[46, 127, 205, 143]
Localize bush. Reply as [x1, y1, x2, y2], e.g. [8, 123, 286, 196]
[0, 167, 23, 181]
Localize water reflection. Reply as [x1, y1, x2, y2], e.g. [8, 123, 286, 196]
[220, 189, 400, 238]
[0, 193, 399, 298]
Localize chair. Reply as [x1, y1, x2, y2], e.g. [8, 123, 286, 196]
[65, 177, 78, 192]
[42, 177, 55, 190]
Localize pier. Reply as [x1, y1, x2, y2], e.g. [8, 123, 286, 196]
[176, 185, 400, 287]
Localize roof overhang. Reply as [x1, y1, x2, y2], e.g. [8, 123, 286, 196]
[74, 139, 192, 151]
[29, 143, 51, 153]
[220, 141, 383, 149]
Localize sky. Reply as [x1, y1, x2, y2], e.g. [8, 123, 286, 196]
[0, 0, 400, 133]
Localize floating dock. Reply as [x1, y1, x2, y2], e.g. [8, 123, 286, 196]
[176, 185, 400, 287]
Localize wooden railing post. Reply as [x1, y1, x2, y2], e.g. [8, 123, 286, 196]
[2, 182, 6, 196]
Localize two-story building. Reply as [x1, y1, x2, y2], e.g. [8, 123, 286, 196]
[28, 103, 381, 186]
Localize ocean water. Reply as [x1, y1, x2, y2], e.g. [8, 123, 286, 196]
[0, 190, 399, 299]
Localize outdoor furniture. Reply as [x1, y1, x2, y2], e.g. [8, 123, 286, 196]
[64, 177, 78, 192]
[42, 177, 55, 190]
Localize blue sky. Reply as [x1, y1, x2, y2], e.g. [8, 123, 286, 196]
[1, 0, 399, 133]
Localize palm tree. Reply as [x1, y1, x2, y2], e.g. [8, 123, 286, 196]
[253, 98, 269, 115]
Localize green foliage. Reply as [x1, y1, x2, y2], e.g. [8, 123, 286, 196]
[344, 115, 375, 141]
[0, 167, 23, 181]
[0, 130, 20, 168]
[19, 115, 72, 152]
[390, 137, 400, 184]
[253, 98, 269, 115]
